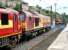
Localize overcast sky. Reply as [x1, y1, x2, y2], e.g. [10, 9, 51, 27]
[23, 0, 68, 14]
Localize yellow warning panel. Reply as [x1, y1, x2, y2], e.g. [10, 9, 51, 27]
[0, 20, 13, 29]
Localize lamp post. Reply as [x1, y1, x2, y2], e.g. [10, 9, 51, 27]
[53, 3, 57, 28]
[50, 3, 57, 29]
[55, 3, 57, 19]
[50, 6, 53, 26]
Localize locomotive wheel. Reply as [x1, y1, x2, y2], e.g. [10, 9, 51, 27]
[9, 41, 17, 48]
[46, 28, 48, 31]
[8, 36, 19, 48]
[36, 30, 40, 35]
[32, 32, 37, 37]
[41, 29, 44, 33]
[43, 29, 46, 33]
[39, 30, 43, 34]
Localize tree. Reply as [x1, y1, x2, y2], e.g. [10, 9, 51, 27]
[9, 0, 14, 1]
[36, 5, 41, 13]
[14, 3, 20, 11]
[62, 13, 68, 23]
[0, 2, 3, 7]
[29, 6, 35, 11]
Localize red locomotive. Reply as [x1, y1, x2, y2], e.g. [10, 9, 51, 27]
[0, 8, 51, 47]
[0, 8, 22, 47]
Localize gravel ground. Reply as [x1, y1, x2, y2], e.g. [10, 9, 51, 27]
[30, 28, 62, 50]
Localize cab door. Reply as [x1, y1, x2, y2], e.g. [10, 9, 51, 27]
[19, 12, 26, 32]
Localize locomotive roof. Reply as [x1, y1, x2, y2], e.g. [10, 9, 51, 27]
[30, 11, 51, 19]
[6, 8, 19, 13]
[0, 8, 19, 14]
[33, 11, 51, 19]
[38, 14, 50, 18]
[23, 10, 39, 18]
[0, 8, 7, 13]
[23, 10, 50, 19]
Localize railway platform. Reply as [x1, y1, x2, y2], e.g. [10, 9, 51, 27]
[48, 24, 68, 50]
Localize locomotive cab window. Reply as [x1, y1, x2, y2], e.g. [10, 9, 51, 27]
[1, 13, 8, 25]
[35, 18, 39, 26]
[19, 12, 26, 22]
